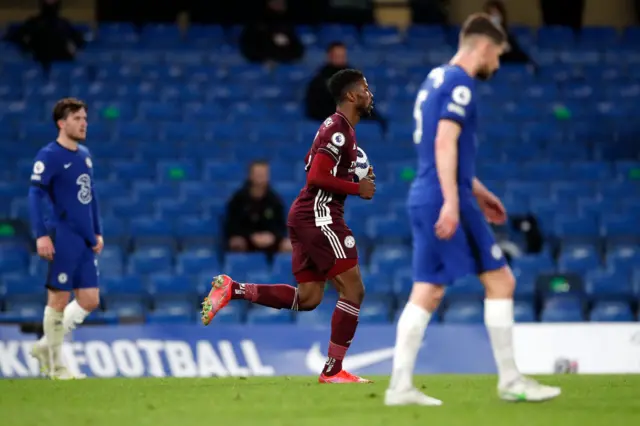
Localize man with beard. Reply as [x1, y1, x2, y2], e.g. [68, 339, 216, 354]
[28, 98, 103, 379]
[385, 14, 561, 405]
[202, 70, 377, 384]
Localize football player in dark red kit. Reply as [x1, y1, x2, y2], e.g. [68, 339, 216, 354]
[201, 69, 376, 384]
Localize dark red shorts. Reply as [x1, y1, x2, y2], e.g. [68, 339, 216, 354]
[288, 222, 359, 283]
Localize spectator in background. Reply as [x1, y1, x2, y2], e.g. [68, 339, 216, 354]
[239, 0, 304, 64]
[482, 0, 535, 66]
[305, 42, 388, 134]
[225, 161, 292, 255]
[4, 0, 85, 72]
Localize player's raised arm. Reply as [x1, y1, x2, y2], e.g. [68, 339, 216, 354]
[435, 120, 462, 205]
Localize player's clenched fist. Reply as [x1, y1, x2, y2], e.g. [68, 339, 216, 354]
[358, 177, 375, 200]
[36, 236, 55, 261]
[435, 201, 459, 240]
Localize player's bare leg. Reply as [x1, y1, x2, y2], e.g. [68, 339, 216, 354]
[201, 275, 323, 325]
[481, 266, 561, 402]
[318, 263, 372, 384]
[386, 282, 443, 406]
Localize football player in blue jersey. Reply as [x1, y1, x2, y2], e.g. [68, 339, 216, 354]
[28, 98, 103, 379]
[385, 14, 561, 405]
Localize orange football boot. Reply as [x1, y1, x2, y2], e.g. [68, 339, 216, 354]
[318, 370, 373, 384]
[201, 274, 233, 325]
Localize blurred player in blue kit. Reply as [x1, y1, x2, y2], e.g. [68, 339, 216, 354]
[385, 14, 561, 405]
[28, 98, 103, 379]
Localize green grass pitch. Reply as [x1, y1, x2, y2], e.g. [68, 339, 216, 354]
[1, 375, 638, 426]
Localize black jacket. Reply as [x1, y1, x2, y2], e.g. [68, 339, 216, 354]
[304, 64, 388, 131]
[502, 32, 534, 65]
[224, 183, 286, 240]
[239, 11, 304, 64]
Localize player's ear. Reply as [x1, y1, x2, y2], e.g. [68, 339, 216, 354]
[344, 89, 357, 103]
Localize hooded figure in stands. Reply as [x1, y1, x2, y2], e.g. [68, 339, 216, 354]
[4, 0, 85, 71]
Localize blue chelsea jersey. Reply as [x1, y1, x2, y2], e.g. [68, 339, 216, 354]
[407, 65, 478, 207]
[30, 141, 97, 246]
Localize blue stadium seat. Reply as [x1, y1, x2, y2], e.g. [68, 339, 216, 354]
[295, 309, 332, 325]
[358, 299, 392, 323]
[176, 249, 219, 275]
[557, 244, 600, 275]
[0, 302, 44, 322]
[129, 216, 173, 238]
[101, 275, 145, 298]
[214, 302, 246, 324]
[514, 301, 536, 322]
[584, 269, 633, 302]
[392, 268, 414, 296]
[590, 301, 635, 322]
[107, 300, 147, 318]
[445, 275, 484, 302]
[146, 305, 193, 324]
[511, 253, 555, 276]
[223, 253, 269, 280]
[272, 253, 292, 275]
[554, 216, 599, 239]
[148, 274, 194, 300]
[443, 301, 484, 324]
[246, 306, 292, 324]
[1, 274, 45, 307]
[0, 249, 29, 275]
[606, 245, 640, 272]
[128, 248, 173, 275]
[601, 214, 640, 238]
[541, 297, 585, 322]
[369, 245, 411, 275]
[98, 245, 125, 276]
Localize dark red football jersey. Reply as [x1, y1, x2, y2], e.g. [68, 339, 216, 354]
[288, 112, 358, 227]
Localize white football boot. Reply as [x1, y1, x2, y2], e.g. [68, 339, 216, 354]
[30, 343, 51, 376]
[499, 376, 561, 402]
[49, 365, 87, 380]
[384, 388, 443, 406]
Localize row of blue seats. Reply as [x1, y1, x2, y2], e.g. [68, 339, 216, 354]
[1, 116, 637, 144]
[4, 198, 640, 238]
[3, 247, 640, 294]
[16, 23, 640, 49]
[1, 142, 637, 164]
[3, 62, 640, 87]
[2, 22, 636, 45]
[1, 256, 639, 306]
[0, 297, 636, 324]
[4, 64, 640, 86]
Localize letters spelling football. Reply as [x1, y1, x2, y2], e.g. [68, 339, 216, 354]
[354, 147, 370, 181]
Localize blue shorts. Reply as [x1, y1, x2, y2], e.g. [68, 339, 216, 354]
[409, 203, 507, 285]
[45, 226, 98, 292]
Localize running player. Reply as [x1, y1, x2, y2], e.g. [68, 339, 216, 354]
[385, 14, 561, 405]
[201, 69, 377, 384]
[28, 98, 103, 379]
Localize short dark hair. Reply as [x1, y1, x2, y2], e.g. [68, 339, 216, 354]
[327, 69, 364, 103]
[326, 41, 346, 53]
[249, 160, 269, 170]
[52, 98, 87, 129]
[460, 13, 507, 45]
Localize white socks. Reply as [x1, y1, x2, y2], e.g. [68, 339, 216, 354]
[39, 300, 90, 348]
[388, 302, 431, 391]
[42, 306, 65, 367]
[484, 299, 520, 386]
